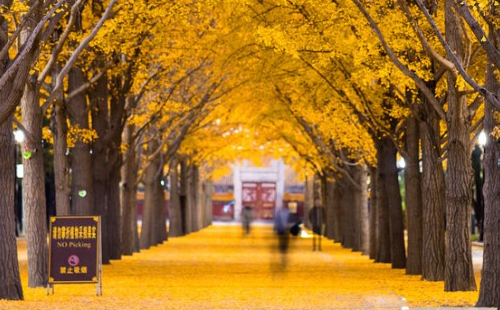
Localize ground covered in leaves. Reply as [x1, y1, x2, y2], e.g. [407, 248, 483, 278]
[0, 224, 482, 309]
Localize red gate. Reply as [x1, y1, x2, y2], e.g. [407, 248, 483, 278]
[242, 182, 276, 220]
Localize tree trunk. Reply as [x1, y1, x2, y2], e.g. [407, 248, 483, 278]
[205, 179, 213, 227]
[196, 171, 205, 231]
[381, 138, 406, 269]
[375, 142, 391, 263]
[358, 164, 369, 255]
[368, 166, 378, 259]
[444, 0, 476, 291]
[180, 158, 191, 234]
[404, 116, 423, 275]
[68, 68, 93, 215]
[90, 72, 109, 263]
[477, 55, 500, 307]
[0, 117, 23, 300]
[106, 86, 124, 259]
[50, 70, 70, 216]
[121, 124, 137, 255]
[189, 165, 200, 232]
[420, 95, 446, 281]
[324, 171, 336, 240]
[132, 164, 140, 253]
[155, 172, 167, 244]
[169, 158, 183, 237]
[107, 160, 122, 259]
[21, 76, 48, 287]
[304, 174, 314, 230]
[140, 140, 159, 249]
[339, 178, 355, 249]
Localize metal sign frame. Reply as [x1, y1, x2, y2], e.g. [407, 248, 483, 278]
[47, 216, 103, 296]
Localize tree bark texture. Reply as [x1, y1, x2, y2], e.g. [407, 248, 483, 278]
[140, 139, 159, 249]
[21, 76, 48, 287]
[0, 117, 23, 300]
[477, 57, 500, 307]
[189, 165, 200, 232]
[403, 116, 423, 275]
[169, 158, 183, 237]
[380, 138, 406, 269]
[369, 166, 378, 260]
[324, 172, 336, 240]
[107, 161, 122, 259]
[121, 124, 137, 255]
[180, 159, 191, 234]
[444, 0, 476, 291]
[90, 73, 109, 263]
[50, 69, 70, 216]
[196, 171, 205, 231]
[420, 95, 446, 281]
[339, 177, 356, 249]
[358, 164, 369, 255]
[155, 174, 167, 244]
[204, 179, 213, 227]
[68, 68, 93, 215]
[106, 82, 125, 260]
[375, 141, 391, 264]
[304, 175, 314, 230]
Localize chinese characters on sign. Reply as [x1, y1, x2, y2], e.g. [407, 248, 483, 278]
[48, 216, 102, 295]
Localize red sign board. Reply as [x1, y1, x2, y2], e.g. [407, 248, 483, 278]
[48, 216, 102, 293]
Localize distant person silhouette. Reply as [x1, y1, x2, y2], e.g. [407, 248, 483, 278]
[241, 205, 253, 234]
[308, 205, 325, 251]
[274, 206, 291, 254]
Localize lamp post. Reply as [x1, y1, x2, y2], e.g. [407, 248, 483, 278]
[13, 129, 24, 235]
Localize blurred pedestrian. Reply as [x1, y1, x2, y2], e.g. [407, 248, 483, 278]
[308, 205, 325, 251]
[241, 205, 253, 234]
[274, 206, 290, 253]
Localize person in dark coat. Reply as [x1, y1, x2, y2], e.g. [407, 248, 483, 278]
[308, 205, 325, 251]
[274, 206, 291, 253]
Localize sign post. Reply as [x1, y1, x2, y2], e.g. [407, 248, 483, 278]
[47, 216, 102, 295]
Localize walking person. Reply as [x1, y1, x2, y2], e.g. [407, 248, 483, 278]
[274, 206, 291, 253]
[241, 205, 253, 235]
[308, 205, 325, 251]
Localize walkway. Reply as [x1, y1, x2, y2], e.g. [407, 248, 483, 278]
[1, 225, 487, 309]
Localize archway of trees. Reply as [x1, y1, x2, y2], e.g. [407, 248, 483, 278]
[1, 0, 500, 307]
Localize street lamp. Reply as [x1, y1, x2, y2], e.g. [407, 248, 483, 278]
[478, 131, 487, 147]
[397, 158, 406, 169]
[14, 129, 25, 143]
